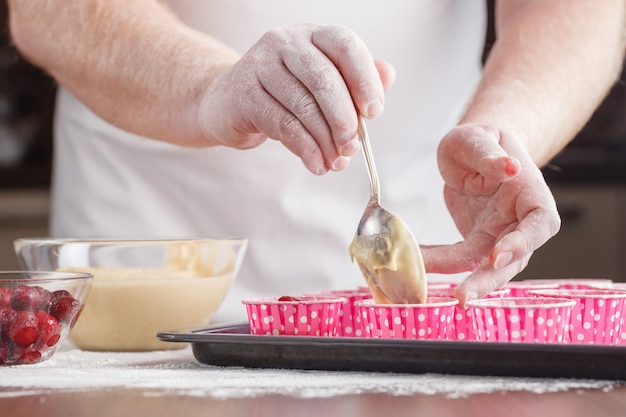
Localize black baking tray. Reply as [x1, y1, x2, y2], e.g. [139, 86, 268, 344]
[157, 323, 626, 380]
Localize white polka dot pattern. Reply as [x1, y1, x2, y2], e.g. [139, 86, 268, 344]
[566, 296, 625, 344]
[519, 279, 613, 290]
[428, 287, 510, 341]
[353, 297, 458, 340]
[304, 289, 372, 337]
[530, 289, 626, 345]
[471, 298, 574, 343]
[502, 282, 559, 297]
[243, 286, 626, 345]
[243, 297, 344, 336]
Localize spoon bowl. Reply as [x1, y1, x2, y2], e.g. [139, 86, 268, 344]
[348, 117, 427, 304]
[356, 201, 393, 237]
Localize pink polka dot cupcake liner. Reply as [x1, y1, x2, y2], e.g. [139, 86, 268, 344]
[608, 284, 626, 343]
[450, 307, 475, 341]
[467, 297, 576, 343]
[354, 297, 458, 340]
[242, 296, 345, 336]
[304, 288, 373, 337]
[530, 289, 626, 345]
[427, 287, 509, 299]
[427, 287, 509, 341]
[521, 278, 613, 290]
[502, 281, 559, 297]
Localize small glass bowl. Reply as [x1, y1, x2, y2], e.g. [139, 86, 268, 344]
[0, 271, 93, 365]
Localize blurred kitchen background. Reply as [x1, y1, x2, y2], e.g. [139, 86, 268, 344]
[1, 2, 626, 281]
[0, 2, 55, 270]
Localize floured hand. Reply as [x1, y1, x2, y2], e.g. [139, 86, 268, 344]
[198, 23, 396, 175]
[424, 124, 560, 307]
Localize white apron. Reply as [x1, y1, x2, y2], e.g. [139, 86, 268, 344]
[50, 0, 485, 321]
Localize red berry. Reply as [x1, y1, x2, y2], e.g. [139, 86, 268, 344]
[18, 350, 42, 364]
[10, 286, 40, 311]
[278, 296, 302, 302]
[0, 288, 11, 307]
[7, 310, 39, 347]
[33, 286, 54, 311]
[0, 305, 16, 328]
[50, 296, 80, 323]
[46, 333, 60, 347]
[52, 290, 72, 300]
[9, 286, 54, 311]
[0, 337, 9, 364]
[35, 310, 61, 347]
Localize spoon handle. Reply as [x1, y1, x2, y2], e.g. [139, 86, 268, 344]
[357, 116, 381, 204]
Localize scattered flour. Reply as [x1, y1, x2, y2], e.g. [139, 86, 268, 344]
[0, 342, 618, 399]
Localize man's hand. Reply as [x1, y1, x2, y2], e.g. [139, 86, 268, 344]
[424, 124, 561, 306]
[197, 23, 396, 175]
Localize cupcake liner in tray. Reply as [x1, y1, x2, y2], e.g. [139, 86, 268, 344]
[158, 323, 626, 380]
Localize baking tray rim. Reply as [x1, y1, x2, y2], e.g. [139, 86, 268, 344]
[157, 322, 626, 353]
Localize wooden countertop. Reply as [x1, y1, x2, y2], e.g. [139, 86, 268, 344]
[1, 345, 625, 417]
[2, 385, 626, 417]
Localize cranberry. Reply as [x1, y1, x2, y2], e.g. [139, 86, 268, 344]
[46, 334, 60, 347]
[0, 337, 8, 364]
[9, 286, 55, 311]
[7, 310, 39, 347]
[35, 310, 61, 348]
[10, 286, 41, 311]
[18, 350, 42, 364]
[0, 288, 11, 307]
[33, 286, 54, 311]
[50, 296, 80, 323]
[52, 290, 72, 300]
[0, 287, 79, 364]
[0, 305, 16, 329]
[278, 296, 302, 302]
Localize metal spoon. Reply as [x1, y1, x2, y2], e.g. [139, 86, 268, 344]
[348, 117, 427, 304]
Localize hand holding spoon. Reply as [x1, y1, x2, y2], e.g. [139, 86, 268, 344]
[348, 117, 427, 304]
